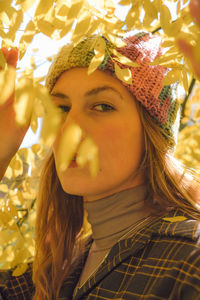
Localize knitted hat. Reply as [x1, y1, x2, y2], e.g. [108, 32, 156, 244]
[46, 32, 180, 147]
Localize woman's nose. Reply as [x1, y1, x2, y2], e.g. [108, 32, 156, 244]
[61, 108, 87, 138]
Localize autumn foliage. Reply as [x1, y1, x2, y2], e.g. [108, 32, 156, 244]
[0, 0, 200, 275]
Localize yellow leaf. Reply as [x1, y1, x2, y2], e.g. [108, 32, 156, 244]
[125, 4, 140, 29]
[0, 245, 15, 265]
[14, 78, 35, 126]
[105, 33, 127, 48]
[112, 49, 140, 67]
[143, 0, 157, 21]
[194, 108, 200, 120]
[15, 0, 35, 12]
[114, 62, 132, 84]
[9, 154, 23, 176]
[4, 166, 12, 179]
[0, 66, 16, 105]
[12, 263, 28, 277]
[0, 184, 8, 193]
[165, 18, 182, 37]
[0, 230, 17, 246]
[9, 190, 24, 206]
[57, 122, 83, 171]
[160, 4, 172, 34]
[163, 69, 181, 85]
[36, 19, 55, 37]
[119, 0, 132, 5]
[95, 36, 106, 53]
[0, 0, 12, 12]
[34, 0, 54, 19]
[33, 96, 45, 117]
[149, 52, 181, 66]
[52, 16, 66, 30]
[30, 111, 38, 134]
[38, 85, 62, 147]
[76, 136, 99, 177]
[177, 0, 181, 15]
[59, 19, 74, 38]
[0, 12, 9, 26]
[74, 16, 91, 36]
[10, 8, 23, 29]
[88, 51, 105, 75]
[67, 1, 83, 19]
[31, 143, 47, 158]
[19, 20, 36, 60]
[57, 4, 69, 16]
[0, 28, 6, 39]
[156, 62, 181, 69]
[161, 40, 175, 48]
[162, 216, 187, 222]
[86, 19, 101, 36]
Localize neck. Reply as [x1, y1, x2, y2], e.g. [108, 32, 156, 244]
[84, 184, 150, 250]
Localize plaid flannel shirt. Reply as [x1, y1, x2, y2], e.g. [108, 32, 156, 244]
[1, 207, 200, 300]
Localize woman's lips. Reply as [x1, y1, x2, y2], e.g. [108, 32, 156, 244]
[68, 160, 78, 168]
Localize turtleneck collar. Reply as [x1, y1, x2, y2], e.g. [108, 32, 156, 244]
[84, 184, 150, 250]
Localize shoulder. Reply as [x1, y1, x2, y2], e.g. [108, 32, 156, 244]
[139, 208, 200, 280]
[0, 263, 34, 299]
[150, 207, 200, 245]
[126, 209, 200, 297]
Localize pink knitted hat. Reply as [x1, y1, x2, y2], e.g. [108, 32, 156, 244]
[46, 32, 180, 147]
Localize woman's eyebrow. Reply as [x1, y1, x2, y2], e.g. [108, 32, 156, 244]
[50, 92, 70, 99]
[85, 86, 123, 99]
[51, 85, 123, 100]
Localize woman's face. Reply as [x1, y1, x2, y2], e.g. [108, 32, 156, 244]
[51, 68, 144, 202]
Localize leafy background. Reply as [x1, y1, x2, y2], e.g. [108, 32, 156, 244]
[0, 0, 200, 275]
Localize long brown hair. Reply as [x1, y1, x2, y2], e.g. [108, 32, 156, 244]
[32, 98, 200, 300]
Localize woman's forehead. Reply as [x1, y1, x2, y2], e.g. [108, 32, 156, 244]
[52, 67, 132, 99]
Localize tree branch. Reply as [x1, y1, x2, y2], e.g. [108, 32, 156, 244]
[180, 77, 196, 131]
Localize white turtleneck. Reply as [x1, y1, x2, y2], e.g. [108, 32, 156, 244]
[76, 184, 151, 289]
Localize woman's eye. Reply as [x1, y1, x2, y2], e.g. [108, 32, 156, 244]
[93, 103, 115, 112]
[58, 105, 70, 113]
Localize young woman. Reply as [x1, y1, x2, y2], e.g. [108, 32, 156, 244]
[0, 30, 200, 300]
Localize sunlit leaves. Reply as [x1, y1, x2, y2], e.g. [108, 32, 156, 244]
[143, 0, 158, 27]
[125, 3, 141, 29]
[175, 123, 200, 171]
[76, 136, 99, 177]
[14, 78, 34, 126]
[114, 62, 132, 84]
[19, 20, 36, 60]
[0, 0, 200, 273]
[57, 122, 82, 171]
[34, 0, 54, 19]
[74, 16, 92, 37]
[160, 4, 172, 35]
[162, 216, 187, 222]
[0, 143, 45, 270]
[88, 36, 106, 75]
[56, 122, 99, 177]
[12, 263, 29, 276]
[9, 153, 23, 178]
[112, 48, 139, 67]
[163, 69, 181, 85]
[15, 0, 35, 12]
[39, 86, 63, 147]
